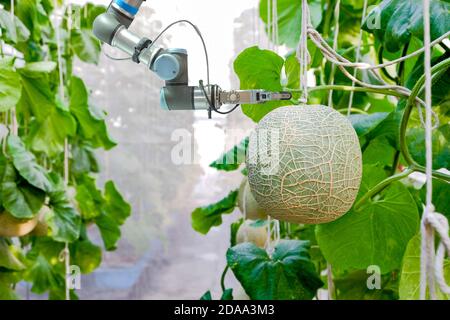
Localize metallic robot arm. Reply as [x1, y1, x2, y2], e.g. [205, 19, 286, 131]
[93, 0, 292, 112]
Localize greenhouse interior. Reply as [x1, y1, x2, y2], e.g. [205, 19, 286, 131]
[0, 0, 449, 306]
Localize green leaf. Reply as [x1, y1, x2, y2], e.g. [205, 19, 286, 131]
[349, 112, 389, 137]
[69, 76, 116, 150]
[0, 272, 21, 300]
[0, 238, 26, 271]
[200, 290, 212, 300]
[362, 0, 450, 53]
[230, 218, 244, 247]
[71, 29, 101, 64]
[28, 104, 77, 156]
[70, 141, 99, 175]
[70, 238, 102, 274]
[221, 289, 234, 300]
[399, 234, 450, 299]
[95, 212, 121, 251]
[407, 124, 450, 170]
[191, 190, 238, 235]
[103, 181, 131, 225]
[46, 174, 81, 243]
[0, 8, 30, 43]
[17, 63, 56, 120]
[0, 157, 45, 219]
[316, 167, 419, 274]
[234, 46, 290, 122]
[334, 269, 399, 300]
[419, 178, 450, 220]
[210, 137, 248, 171]
[16, 0, 50, 43]
[0, 57, 22, 112]
[75, 175, 104, 220]
[227, 240, 323, 300]
[7, 135, 53, 192]
[259, 0, 322, 48]
[25, 255, 64, 294]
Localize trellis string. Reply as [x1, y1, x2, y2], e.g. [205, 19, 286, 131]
[53, 0, 71, 301]
[347, 0, 368, 115]
[327, 0, 340, 108]
[419, 0, 450, 300]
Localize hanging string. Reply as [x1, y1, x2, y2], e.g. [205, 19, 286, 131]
[347, 0, 368, 115]
[296, 0, 311, 103]
[420, 0, 436, 300]
[327, 263, 334, 299]
[271, 0, 279, 53]
[267, 0, 272, 50]
[327, 0, 340, 108]
[242, 182, 249, 242]
[53, 0, 71, 301]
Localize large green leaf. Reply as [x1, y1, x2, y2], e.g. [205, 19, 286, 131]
[70, 238, 102, 274]
[210, 137, 248, 171]
[407, 124, 450, 170]
[28, 103, 77, 156]
[362, 0, 450, 53]
[0, 8, 30, 43]
[234, 46, 290, 122]
[7, 135, 53, 192]
[95, 212, 121, 251]
[399, 234, 450, 299]
[259, 0, 322, 48]
[334, 269, 399, 300]
[0, 272, 21, 300]
[0, 57, 22, 112]
[25, 255, 64, 294]
[103, 180, 131, 225]
[227, 240, 323, 300]
[0, 157, 45, 219]
[46, 174, 81, 243]
[71, 29, 101, 64]
[17, 62, 57, 120]
[69, 76, 116, 150]
[75, 174, 104, 221]
[349, 112, 390, 137]
[191, 190, 238, 235]
[316, 165, 419, 274]
[0, 239, 25, 271]
[16, 0, 49, 43]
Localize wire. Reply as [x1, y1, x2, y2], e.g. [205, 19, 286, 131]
[102, 50, 131, 61]
[145, 19, 210, 86]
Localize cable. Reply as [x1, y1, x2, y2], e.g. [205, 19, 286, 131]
[145, 19, 210, 86]
[103, 50, 132, 60]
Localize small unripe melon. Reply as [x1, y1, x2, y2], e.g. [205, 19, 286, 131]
[236, 220, 268, 248]
[0, 212, 39, 237]
[238, 177, 267, 220]
[246, 105, 362, 224]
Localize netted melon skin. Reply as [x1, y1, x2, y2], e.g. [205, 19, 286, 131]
[246, 105, 362, 224]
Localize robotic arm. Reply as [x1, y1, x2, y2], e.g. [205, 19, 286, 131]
[93, 0, 292, 114]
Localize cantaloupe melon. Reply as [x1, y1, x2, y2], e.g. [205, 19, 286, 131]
[236, 220, 268, 248]
[246, 105, 362, 224]
[237, 177, 267, 220]
[0, 212, 39, 237]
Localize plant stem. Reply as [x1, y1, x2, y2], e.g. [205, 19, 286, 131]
[378, 46, 397, 82]
[399, 58, 450, 168]
[336, 108, 368, 115]
[354, 168, 414, 211]
[220, 265, 229, 292]
[397, 43, 409, 85]
[390, 150, 400, 176]
[411, 164, 450, 183]
[287, 85, 404, 98]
